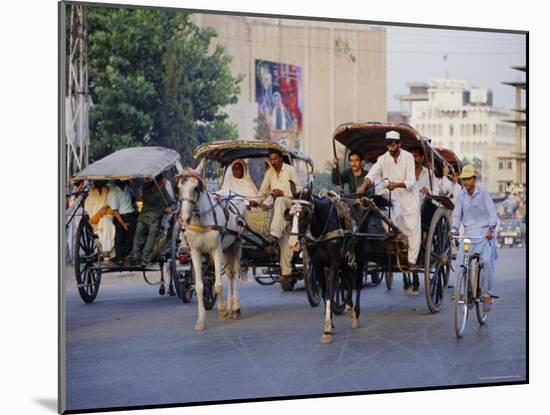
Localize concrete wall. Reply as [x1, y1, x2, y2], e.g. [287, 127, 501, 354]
[191, 14, 387, 171]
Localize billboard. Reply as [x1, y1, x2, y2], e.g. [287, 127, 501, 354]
[255, 59, 303, 148]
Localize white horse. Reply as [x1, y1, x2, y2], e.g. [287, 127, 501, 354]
[177, 168, 246, 331]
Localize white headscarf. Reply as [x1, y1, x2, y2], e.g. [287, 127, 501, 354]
[221, 159, 259, 199]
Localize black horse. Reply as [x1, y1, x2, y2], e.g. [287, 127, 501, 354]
[288, 187, 360, 344]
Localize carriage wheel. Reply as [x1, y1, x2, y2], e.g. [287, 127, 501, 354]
[74, 218, 102, 303]
[369, 270, 383, 287]
[384, 271, 394, 290]
[169, 218, 181, 298]
[424, 207, 451, 313]
[303, 251, 321, 307]
[331, 269, 350, 315]
[253, 267, 277, 286]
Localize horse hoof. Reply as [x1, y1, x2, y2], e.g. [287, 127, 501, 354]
[219, 311, 229, 321]
[351, 319, 360, 329]
[231, 309, 241, 319]
[194, 322, 206, 331]
[321, 334, 333, 344]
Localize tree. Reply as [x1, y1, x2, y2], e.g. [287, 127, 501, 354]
[84, 7, 241, 164]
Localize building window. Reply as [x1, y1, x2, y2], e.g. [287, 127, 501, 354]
[449, 125, 454, 136]
[499, 161, 504, 170]
[507, 160, 513, 169]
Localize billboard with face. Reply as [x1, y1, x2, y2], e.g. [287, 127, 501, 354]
[255, 59, 303, 148]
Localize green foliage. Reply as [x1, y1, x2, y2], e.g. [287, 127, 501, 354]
[84, 7, 241, 165]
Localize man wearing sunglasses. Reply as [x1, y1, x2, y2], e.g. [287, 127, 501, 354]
[357, 130, 421, 281]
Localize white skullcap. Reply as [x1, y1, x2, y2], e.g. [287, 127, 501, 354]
[385, 130, 400, 140]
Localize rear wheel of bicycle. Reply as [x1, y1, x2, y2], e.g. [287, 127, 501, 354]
[453, 268, 469, 338]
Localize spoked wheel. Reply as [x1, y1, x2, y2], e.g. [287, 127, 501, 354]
[331, 269, 350, 315]
[303, 251, 321, 307]
[453, 268, 469, 338]
[169, 218, 180, 298]
[369, 270, 383, 287]
[74, 218, 102, 303]
[253, 267, 277, 286]
[473, 261, 488, 325]
[424, 207, 452, 313]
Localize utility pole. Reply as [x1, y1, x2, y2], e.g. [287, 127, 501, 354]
[66, 4, 91, 190]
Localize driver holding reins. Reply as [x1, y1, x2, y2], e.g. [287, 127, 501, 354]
[357, 130, 421, 277]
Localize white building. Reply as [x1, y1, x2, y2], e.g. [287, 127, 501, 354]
[407, 79, 518, 194]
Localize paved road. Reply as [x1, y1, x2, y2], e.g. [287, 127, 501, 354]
[63, 248, 526, 412]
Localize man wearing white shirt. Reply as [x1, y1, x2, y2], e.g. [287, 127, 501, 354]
[357, 131, 421, 279]
[253, 149, 302, 285]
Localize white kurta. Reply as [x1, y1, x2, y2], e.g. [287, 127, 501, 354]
[367, 150, 421, 264]
[258, 163, 302, 275]
[414, 166, 440, 203]
[84, 188, 115, 255]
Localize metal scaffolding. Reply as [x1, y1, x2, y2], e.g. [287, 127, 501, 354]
[66, 4, 91, 189]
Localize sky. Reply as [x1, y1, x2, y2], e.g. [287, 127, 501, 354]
[385, 25, 526, 111]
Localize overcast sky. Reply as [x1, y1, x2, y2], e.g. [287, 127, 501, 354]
[384, 25, 526, 111]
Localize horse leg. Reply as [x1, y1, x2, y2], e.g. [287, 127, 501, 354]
[191, 249, 206, 331]
[213, 245, 228, 320]
[349, 255, 363, 329]
[230, 248, 242, 319]
[321, 265, 335, 344]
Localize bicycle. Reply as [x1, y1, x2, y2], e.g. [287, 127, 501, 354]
[451, 234, 497, 338]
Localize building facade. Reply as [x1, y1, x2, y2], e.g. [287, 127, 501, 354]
[408, 79, 520, 195]
[191, 14, 387, 170]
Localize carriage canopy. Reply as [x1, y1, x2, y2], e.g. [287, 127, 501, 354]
[193, 140, 314, 168]
[332, 122, 461, 176]
[71, 147, 181, 182]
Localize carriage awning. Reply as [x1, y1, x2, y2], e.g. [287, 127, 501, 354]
[332, 122, 461, 175]
[72, 147, 181, 181]
[333, 122, 426, 154]
[193, 140, 314, 167]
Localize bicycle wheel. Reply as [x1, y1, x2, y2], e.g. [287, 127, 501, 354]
[453, 268, 469, 338]
[474, 260, 488, 325]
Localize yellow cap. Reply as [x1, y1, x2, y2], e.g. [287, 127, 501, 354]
[459, 165, 477, 179]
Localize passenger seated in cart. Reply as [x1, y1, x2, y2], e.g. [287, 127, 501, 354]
[357, 131, 421, 275]
[129, 175, 176, 267]
[250, 148, 301, 284]
[410, 146, 441, 203]
[331, 151, 366, 194]
[219, 159, 259, 207]
[106, 180, 136, 265]
[84, 180, 116, 264]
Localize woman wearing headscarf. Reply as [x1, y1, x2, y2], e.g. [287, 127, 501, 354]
[220, 159, 259, 205]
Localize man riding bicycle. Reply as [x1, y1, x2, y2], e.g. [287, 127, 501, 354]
[450, 165, 498, 312]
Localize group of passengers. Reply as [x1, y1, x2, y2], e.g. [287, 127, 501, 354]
[218, 149, 301, 285]
[332, 130, 497, 311]
[83, 175, 175, 267]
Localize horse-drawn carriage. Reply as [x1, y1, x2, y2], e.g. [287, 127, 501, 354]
[185, 140, 314, 292]
[67, 147, 205, 304]
[331, 122, 461, 313]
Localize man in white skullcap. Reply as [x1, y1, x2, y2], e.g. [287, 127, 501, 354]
[357, 130, 421, 294]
